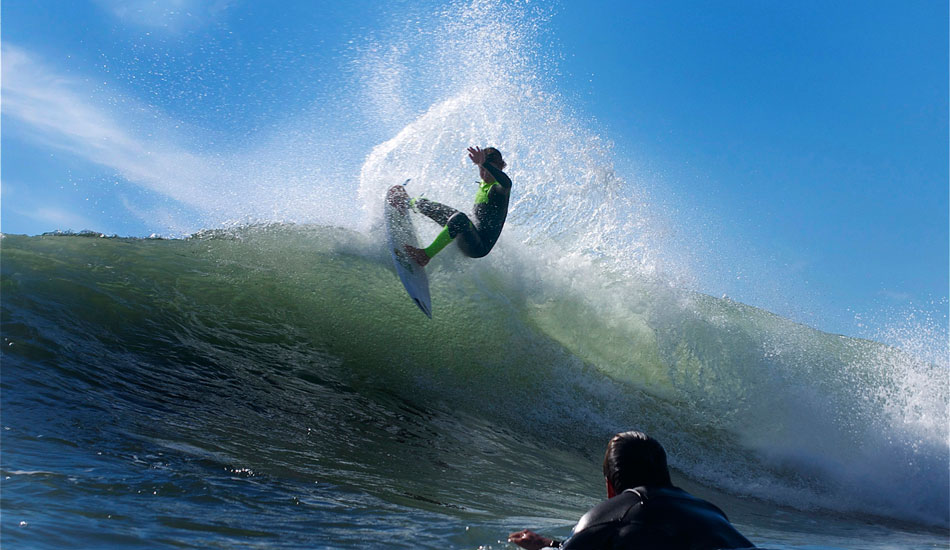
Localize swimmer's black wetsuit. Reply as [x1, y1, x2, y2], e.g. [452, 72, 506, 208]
[412, 162, 511, 259]
[559, 486, 755, 550]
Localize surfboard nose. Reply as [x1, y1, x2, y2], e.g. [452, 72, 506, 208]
[386, 185, 410, 213]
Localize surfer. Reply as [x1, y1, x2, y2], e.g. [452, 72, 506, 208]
[508, 431, 755, 550]
[387, 146, 511, 267]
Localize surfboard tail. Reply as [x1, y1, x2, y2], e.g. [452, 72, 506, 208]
[414, 298, 432, 319]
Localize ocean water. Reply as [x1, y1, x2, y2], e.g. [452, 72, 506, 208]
[3, 1, 948, 548]
[1, 227, 947, 549]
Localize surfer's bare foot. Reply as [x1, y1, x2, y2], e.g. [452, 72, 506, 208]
[387, 186, 409, 213]
[404, 245, 430, 267]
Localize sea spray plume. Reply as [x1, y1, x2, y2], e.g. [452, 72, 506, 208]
[355, 0, 680, 281]
[866, 298, 949, 371]
[516, 266, 949, 528]
[644, 292, 950, 526]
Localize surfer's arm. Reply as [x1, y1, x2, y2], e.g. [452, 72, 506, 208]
[508, 529, 560, 549]
[481, 162, 512, 193]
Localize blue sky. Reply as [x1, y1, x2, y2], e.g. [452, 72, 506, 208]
[2, 0, 947, 346]
[553, 2, 949, 344]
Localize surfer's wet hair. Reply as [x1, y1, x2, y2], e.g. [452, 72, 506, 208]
[483, 147, 506, 170]
[603, 431, 672, 491]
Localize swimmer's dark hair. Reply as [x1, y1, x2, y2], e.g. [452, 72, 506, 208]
[603, 431, 672, 491]
[483, 147, 507, 170]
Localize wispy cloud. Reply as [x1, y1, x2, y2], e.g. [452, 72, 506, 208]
[0, 187, 102, 232]
[91, 0, 236, 32]
[1, 44, 221, 213]
[1, 43, 357, 233]
[27, 207, 100, 232]
[878, 289, 913, 303]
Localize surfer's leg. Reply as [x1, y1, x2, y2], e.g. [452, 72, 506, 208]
[431, 212, 487, 258]
[403, 199, 462, 267]
[406, 211, 484, 266]
[411, 198, 458, 226]
[450, 213, 489, 258]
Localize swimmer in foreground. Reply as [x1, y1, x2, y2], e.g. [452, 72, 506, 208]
[508, 431, 755, 550]
[387, 146, 511, 267]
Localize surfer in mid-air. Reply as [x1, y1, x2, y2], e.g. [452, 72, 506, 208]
[387, 146, 511, 267]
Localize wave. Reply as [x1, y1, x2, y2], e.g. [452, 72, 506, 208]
[2, 226, 946, 528]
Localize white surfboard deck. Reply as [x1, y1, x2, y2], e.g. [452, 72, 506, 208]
[384, 182, 432, 318]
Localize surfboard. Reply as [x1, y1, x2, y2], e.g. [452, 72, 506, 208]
[384, 181, 432, 318]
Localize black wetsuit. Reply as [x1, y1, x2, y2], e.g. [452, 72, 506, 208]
[561, 486, 755, 550]
[412, 162, 512, 258]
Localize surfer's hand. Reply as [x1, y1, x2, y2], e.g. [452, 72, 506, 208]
[468, 146, 487, 165]
[508, 529, 555, 550]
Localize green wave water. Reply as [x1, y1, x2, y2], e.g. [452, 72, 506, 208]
[2, 226, 946, 549]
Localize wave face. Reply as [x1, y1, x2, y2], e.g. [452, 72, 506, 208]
[2, 228, 946, 543]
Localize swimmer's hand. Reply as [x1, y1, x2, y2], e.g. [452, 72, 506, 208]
[468, 146, 487, 166]
[508, 529, 556, 550]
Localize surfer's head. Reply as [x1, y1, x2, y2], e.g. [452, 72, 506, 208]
[602, 431, 672, 493]
[478, 147, 506, 183]
[483, 147, 506, 170]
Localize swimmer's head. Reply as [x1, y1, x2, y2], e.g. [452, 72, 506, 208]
[603, 431, 672, 492]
